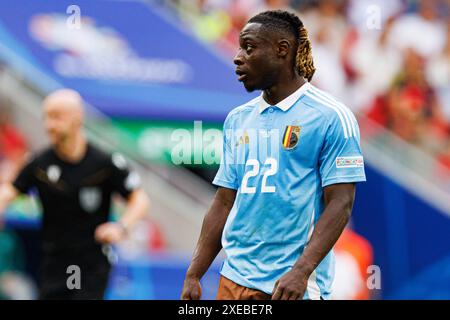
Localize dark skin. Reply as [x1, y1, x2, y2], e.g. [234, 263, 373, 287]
[234, 22, 306, 103]
[181, 22, 357, 300]
[181, 187, 236, 300]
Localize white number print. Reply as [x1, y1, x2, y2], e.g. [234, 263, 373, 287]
[241, 158, 278, 194]
[241, 159, 259, 194]
[261, 157, 277, 193]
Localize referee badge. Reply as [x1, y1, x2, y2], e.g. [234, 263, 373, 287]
[47, 165, 61, 183]
[79, 187, 102, 213]
[282, 125, 301, 150]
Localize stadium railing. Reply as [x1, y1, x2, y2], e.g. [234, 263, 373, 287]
[359, 113, 450, 215]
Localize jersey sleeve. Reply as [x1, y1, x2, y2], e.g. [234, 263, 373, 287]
[109, 153, 142, 199]
[319, 111, 366, 187]
[212, 115, 239, 190]
[12, 158, 37, 194]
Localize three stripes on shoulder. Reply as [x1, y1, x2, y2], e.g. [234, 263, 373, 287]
[305, 86, 358, 140]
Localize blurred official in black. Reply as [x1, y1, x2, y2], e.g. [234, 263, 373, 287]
[0, 89, 150, 299]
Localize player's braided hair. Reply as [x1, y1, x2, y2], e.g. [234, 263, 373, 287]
[248, 10, 316, 82]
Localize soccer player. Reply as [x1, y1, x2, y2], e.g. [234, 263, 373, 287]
[181, 10, 366, 300]
[0, 89, 150, 299]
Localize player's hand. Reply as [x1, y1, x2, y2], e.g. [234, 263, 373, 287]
[271, 268, 309, 300]
[181, 275, 202, 300]
[94, 222, 127, 244]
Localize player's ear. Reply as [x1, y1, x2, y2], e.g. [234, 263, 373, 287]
[277, 39, 291, 58]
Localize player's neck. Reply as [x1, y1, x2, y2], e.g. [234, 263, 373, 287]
[262, 76, 306, 106]
[54, 133, 88, 164]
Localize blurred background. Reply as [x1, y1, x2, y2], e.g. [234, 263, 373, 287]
[0, 0, 449, 300]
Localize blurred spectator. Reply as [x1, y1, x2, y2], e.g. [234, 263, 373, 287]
[299, 0, 348, 98]
[300, 0, 348, 53]
[390, 49, 448, 150]
[0, 105, 28, 183]
[346, 16, 402, 112]
[176, 0, 232, 42]
[427, 19, 450, 124]
[388, 0, 447, 59]
[367, 48, 448, 150]
[428, 20, 450, 88]
[308, 24, 347, 100]
[347, 0, 403, 33]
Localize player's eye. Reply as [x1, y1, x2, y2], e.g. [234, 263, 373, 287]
[245, 44, 253, 52]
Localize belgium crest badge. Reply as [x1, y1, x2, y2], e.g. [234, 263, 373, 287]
[282, 125, 301, 150]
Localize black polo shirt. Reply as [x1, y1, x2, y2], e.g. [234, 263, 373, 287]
[13, 143, 140, 256]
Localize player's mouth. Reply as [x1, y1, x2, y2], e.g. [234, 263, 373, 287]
[235, 69, 248, 82]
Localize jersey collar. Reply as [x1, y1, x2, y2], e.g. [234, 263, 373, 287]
[259, 82, 311, 113]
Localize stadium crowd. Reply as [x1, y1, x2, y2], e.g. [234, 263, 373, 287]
[170, 0, 450, 177]
[0, 106, 27, 185]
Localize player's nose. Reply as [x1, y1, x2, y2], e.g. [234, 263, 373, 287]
[233, 50, 244, 66]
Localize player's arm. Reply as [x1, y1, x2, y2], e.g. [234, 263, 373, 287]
[118, 188, 150, 231]
[95, 187, 151, 245]
[95, 189, 150, 244]
[181, 187, 236, 300]
[95, 154, 150, 244]
[272, 183, 355, 300]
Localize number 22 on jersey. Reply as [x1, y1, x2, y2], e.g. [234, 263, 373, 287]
[241, 158, 278, 194]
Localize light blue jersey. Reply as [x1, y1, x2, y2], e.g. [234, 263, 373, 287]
[213, 82, 366, 299]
